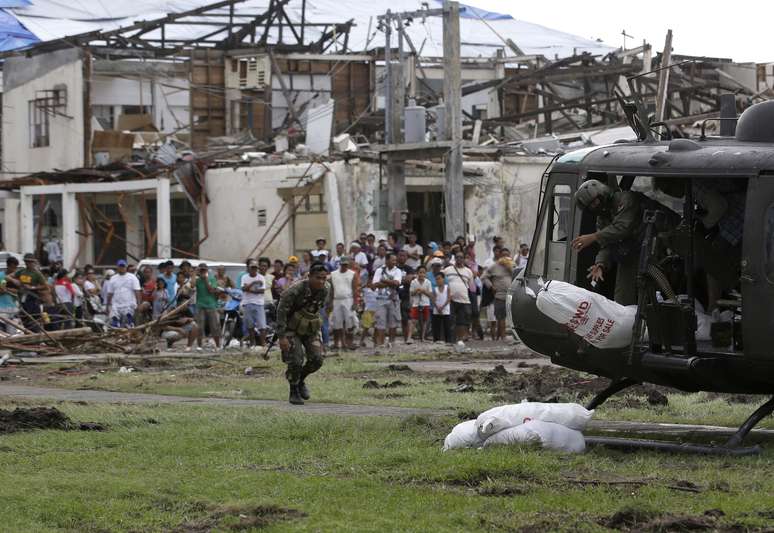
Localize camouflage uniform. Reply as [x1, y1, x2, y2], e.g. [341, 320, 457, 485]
[595, 191, 678, 305]
[275, 279, 330, 385]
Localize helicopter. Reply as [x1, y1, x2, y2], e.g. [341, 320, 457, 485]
[508, 97, 774, 455]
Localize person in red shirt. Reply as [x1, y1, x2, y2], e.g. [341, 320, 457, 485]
[137, 265, 156, 324]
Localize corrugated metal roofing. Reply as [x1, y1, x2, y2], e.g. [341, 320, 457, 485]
[0, 0, 615, 58]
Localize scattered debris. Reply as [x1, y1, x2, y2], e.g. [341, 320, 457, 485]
[362, 380, 380, 389]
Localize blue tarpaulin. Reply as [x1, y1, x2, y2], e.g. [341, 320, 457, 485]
[0, 8, 37, 51]
[434, 0, 513, 20]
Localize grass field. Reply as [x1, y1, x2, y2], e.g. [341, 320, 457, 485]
[2, 345, 774, 532]
[1, 400, 774, 532]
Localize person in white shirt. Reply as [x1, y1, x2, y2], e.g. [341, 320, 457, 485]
[403, 231, 424, 270]
[442, 252, 474, 343]
[329, 242, 347, 271]
[409, 265, 433, 342]
[329, 257, 358, 350]
[106, 260, 141, 328]
[311, 238, 329, 261]
[241, 261, 267, 348]
[371, 253, 403, 347]
[350, 241, 369, 285]
[431, 272, 453, 343]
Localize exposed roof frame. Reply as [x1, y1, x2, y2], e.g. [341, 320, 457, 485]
[1, 0, 355, 59]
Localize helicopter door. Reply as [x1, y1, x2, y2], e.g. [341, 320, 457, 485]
[742, 176, 774, 360]
[510, 175, 576, 351]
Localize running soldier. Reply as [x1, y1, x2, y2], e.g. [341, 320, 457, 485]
[276, 263, 330, 405]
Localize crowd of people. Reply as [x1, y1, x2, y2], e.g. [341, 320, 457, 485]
[0, 232, 529, 353]
[268, 232, 530, 352]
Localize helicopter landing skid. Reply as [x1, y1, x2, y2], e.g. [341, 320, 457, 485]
[586, 394, 774, 456]
[585, 378, 640, 410]
[585, 436, 761, 456]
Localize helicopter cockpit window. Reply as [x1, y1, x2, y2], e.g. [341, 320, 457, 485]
[529, 184, 572, 279]
[766, 205, 774, 282]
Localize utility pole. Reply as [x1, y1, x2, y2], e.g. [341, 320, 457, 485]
[383, 11, 406, 232]
[442, 0, 463, 241]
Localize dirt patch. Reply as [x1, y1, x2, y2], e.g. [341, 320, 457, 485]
[604, 507, 659, 529]
[443, 365, 680, 405]
[362, 380, 410, 389]
[475, 484, 527, 497]
[632, 514, 716, 532]
[172, 504, 306, 532]
[603, 508, 748, 533]
[0, 407, 105, 434]
[387, 364, 413, 373]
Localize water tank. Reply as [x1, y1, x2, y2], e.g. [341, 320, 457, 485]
[404, 100, 426, 143]
[736, 100, 774, 142]
[433, 104, 447, 141]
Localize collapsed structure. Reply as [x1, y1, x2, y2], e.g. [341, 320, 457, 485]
[0, 0, 768, 266]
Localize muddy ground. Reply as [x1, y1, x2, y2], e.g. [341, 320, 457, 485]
[0, 406, 104, 434]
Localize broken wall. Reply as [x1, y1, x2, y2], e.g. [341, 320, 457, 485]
[1, 48, 86, 177]
[201, 161, 350, 262]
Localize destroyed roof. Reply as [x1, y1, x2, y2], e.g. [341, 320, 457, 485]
[0, 0, 615, 58]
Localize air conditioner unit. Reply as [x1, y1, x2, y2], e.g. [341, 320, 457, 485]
[225, 55, 271, 90]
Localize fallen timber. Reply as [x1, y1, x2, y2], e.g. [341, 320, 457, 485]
[0, 301, 191, 357]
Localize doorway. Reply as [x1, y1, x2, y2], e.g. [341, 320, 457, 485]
[407, 191, 445, 245]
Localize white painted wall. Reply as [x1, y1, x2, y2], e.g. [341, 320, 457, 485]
[1, 57, 85, 177]
[199, 156, 547, 263]
[200, 161, 346, 262]
[464, 157, 548, 260]
[91, 75, 190, 133]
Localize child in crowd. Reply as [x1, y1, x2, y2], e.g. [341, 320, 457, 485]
[153, 278, 169, 319]
[359, 278, 378, 347]
[431, 272, 453, 343]
[409, 265, 432, 342]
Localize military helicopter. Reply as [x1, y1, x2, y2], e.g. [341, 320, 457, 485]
[509, 96, 774, 454]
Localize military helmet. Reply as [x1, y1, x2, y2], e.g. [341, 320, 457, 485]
[574, 179, 612, 210]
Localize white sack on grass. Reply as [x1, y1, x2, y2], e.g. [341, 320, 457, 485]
[482, 420, 586, 453]
[442, 420, 483, 451]
[536, 280, 637, 349]
[476, 401, 594, 439]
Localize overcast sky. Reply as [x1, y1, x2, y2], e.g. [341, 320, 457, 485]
[462, 0, 770, 63]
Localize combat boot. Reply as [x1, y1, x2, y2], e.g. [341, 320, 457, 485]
[288, 384, 304, 405]
[298, 380, 311, 400]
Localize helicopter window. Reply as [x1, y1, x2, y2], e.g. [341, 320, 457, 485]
[766, 205, 774, 282]
[551, 185, 572, 241]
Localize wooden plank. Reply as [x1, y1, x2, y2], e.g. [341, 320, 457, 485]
[655, 29, 673, 122]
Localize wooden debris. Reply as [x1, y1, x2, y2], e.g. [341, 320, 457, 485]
[0, 301, 192, 357]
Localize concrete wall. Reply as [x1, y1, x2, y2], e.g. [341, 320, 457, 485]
[199, 156, 547, 263]
[1, 49, 85, 177]
[464, 157, 547, 260]
[200, 161, 349, 262]
[91, 75, 190, 134]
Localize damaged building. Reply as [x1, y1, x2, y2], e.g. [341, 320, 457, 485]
[0, 0, 768, 267]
